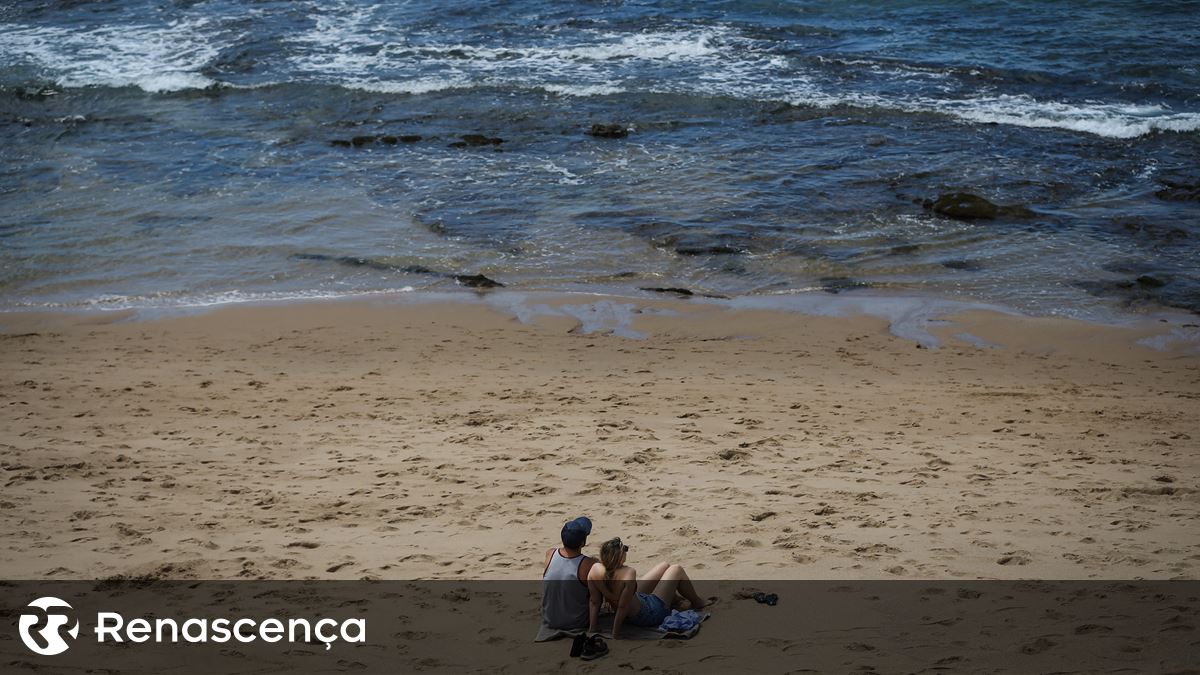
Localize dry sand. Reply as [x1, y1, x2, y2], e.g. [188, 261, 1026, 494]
[2, 292, 1196, 582]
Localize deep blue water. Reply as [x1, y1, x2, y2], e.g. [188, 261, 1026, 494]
[1, 0, 1198, 319]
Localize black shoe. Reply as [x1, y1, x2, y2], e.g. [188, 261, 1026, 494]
[569, 633, 587, 658]
[580, 634, 609, 661]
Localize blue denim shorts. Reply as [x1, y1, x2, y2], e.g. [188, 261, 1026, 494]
[630, 592, 670, 627]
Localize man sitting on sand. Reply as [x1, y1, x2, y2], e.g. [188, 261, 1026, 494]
[541, 516, 596, 630]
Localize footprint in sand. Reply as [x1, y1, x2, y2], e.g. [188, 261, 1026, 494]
[1020, 637, 1057, 654]
[997, 552, 1031, 565]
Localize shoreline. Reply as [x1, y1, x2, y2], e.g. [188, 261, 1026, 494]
[1, 293, 1198, 581]
[4, 286, 1199, 354]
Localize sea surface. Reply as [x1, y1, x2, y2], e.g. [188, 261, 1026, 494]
[2, 0, 1198, 320]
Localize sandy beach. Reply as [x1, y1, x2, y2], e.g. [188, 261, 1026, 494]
[2, 293, 1197, 583]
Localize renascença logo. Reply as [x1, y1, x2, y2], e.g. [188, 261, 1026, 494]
[16, 596, 366, 656]
[19, 597, 80, 655]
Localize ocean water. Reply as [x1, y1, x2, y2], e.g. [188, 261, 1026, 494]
[1, 0, 1198, 320]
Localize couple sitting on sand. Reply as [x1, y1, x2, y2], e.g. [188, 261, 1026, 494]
[541, 516, 706, 640]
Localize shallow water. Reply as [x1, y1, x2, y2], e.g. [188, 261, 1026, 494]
[2, 0, 1197, 319]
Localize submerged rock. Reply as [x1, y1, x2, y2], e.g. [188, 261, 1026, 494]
[449, 134, 503, 148]
[819, 277, 873, 294]
[641, 286, 694, 296]
[1155, 179, 1200, 202]
[673, 243, 745, 256]
[925, 192, 1034, 220]
[639, 287, 729, 299]
[1074, 273, 1200, 314]
[290, 253, 503, 288]
[586, 123, 629, 139]
[941, 259, 984, 272]
[453, 274, 504, 288]
[331, 134, 423, 148]
[1115, 218, 1189, 243]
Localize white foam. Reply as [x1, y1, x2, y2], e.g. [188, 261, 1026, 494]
[538, 82, 625, 97]
[4, 9, 1196, 140]
[1, 19, 224, 92]
[556, 30, 721, 61]
[341, 76, 473, 95]
[780, 87, 1200, 139]
[0, 286, 417, 313]
[939, 95, 1200, 139]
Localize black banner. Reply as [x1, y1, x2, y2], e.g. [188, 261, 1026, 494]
[1, 581, 1196, 673]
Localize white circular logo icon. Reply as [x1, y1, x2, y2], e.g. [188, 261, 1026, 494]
[18, 597, 79, 656]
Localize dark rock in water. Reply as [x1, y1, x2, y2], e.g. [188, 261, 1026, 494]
[925, 192, 1034, 220]
[1155, 179, 1200, 202]
[641, 286, 694, 296]
[453, 274, 504, 288]
[332, 135, 421, 148]
[587, 123, 629, 139]
[291, 252, 340, 264]
[306, 254, 397, 272]
[639, 287, 728, 299]
[449, 134, 503, 148]
[1074, 274, 1200, 314]
[674, 244, 745, 256]
[941, 259, 983, 271]
[628, 223, 755, 257]
[1116, 219, 1189, 242]
[820, 277, 873, 294]
[290, 253, 486, 282]
[401, 265, 434, 276]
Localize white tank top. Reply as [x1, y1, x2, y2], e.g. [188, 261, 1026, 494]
[542, 549, 589, 629]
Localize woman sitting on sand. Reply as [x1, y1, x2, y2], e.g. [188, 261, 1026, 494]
[587, 537, 706, 637]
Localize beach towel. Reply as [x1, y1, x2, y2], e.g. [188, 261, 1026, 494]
[534, 612, 710, 642]
[660, 609, 704, 632]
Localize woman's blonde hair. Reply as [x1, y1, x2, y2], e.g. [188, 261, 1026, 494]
[599, 538, 626, 581]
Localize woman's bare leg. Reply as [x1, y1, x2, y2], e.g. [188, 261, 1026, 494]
[651, 565, 705, 609]
[637, 562, 671, 594]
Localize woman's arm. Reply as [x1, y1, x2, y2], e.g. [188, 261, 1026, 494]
[587, 576, 602, 634]
[611, 569, 638, 639]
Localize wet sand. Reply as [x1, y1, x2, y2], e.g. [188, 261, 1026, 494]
[1, 293, 1197, 581]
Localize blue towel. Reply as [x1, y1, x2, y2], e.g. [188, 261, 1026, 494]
[659, 609, 703, 632]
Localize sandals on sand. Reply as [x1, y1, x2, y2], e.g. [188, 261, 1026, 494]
[580, 634, 609, 660]
[752, 592, 779, 606]
[570, 633, 609, 660]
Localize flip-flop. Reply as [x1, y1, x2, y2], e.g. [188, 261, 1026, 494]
[752, 592, 779, 606]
